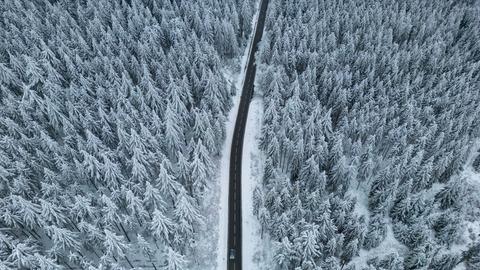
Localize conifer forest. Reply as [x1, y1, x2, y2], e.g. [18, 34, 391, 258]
[1, 0, 480, 270]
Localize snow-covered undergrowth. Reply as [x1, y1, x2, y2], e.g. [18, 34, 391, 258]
[242, 93, 275, 270]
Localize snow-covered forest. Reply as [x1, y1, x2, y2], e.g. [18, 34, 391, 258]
[255, 0, 480, 269]
[0, 0, 255, 269]
[2, 0, 480, 269]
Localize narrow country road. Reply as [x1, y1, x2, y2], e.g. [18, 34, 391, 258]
[227, 0, 269, 269]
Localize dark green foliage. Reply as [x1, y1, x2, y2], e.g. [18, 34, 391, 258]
[432, 211, 463, 247]
[363, 215, 387, 250]
[366, 253, 403, 270]
[404, 244, 431, 270]
[393, 219, 431, 249]
[473, 154, 480, 172]
[430, 252, 462, 270]
[463, 242, 480, 270]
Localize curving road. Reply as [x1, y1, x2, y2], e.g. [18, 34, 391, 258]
[227, 0, 269, 269]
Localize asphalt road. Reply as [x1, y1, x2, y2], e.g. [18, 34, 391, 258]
[227, 0, 269, 269]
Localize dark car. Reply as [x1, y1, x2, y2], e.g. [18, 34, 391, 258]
[229, 249, 236, 260]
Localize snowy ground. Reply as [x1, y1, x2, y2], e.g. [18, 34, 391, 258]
[347, 187, 408, 269]
[349, 217, 408, 268]
[242, 94, 274, 269]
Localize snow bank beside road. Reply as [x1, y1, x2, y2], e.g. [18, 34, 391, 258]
[242, 95, 274, 269]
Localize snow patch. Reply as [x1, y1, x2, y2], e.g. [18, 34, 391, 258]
[350, 218, 408, 269]
[242, 95, 273, 269]
[347, 187, 370, 222]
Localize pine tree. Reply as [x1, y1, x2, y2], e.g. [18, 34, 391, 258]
[8, 240, 38, 269]
[104, 229, 129, 260]
[136, 234, 158, 269]
[163, 246, 186, 270]
[40, 199, 67, 226]
[363, 215, 387, 250]
[341, 239, 359, 266]
[273, 237, 294, 270]
[156, 159, 179, 201]
[144, 181, 165, 214]
[404, 244, 431, 270]
[435, 176, 466, 210]
[297, 226, 321, 263]
[34, 253, 61, 270]
[151, 209, 174, 243]
[164, 103, 184, 157]
[173, 188, 203, 237]
[463, 242, 480, 269]
[430, 252, 462, 270]
[45, 225, 80, 253]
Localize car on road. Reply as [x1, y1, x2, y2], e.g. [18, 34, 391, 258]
[229, 249, 236, 260]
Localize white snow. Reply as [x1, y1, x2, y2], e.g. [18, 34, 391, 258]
[241, 96, 262, 270]
[349, 217, 407, 269]
[347, 187, 407, 269]
[347, 186, 370, 222]
[242, 94, 274, 270]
